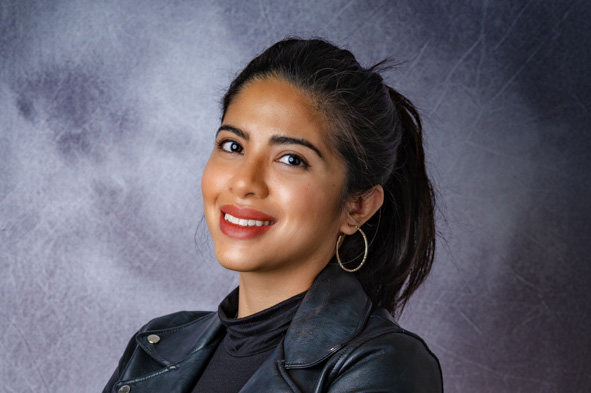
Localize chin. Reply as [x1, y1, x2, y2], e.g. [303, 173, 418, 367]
[215, 249, 262, 273]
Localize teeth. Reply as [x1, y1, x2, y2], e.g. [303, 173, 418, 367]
[224, 213, 273, 227]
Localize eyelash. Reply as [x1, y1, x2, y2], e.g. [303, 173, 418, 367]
[215, 139, 310, 168]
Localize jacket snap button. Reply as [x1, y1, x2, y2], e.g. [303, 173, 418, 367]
[118, 385, 131, 393]
[147, 334, 161, 344]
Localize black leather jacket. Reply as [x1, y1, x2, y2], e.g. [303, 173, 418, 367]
[103, 264, 443, 392]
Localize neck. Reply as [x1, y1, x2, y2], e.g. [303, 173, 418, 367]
[236, 266, 322, 318]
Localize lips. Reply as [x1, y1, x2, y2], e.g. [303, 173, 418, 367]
[219, 204, 276, 239]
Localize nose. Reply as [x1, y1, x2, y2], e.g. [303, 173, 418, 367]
[228, 156, 269, 199]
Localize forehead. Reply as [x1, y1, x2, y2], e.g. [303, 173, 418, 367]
[223, 77, 330, 142]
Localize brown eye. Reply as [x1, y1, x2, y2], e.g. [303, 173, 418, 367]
[220, 140, 243, 153]
[278, 154, 308, 168]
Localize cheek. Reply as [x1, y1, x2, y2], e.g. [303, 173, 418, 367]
[202, 158, 230, 194]
[201, 159, 225, 216]
[201, 160, 214, 201]
[275, 178, 343, 224]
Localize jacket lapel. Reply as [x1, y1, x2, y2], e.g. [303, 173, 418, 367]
[117, 312, 224, 392]
[282, 264, 372, 367]
[135, 311, 223, 365]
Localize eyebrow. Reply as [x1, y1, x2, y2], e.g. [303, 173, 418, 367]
[269, 135, 323, 159]
[216, 124, 324, 159]
[216, 125, 248, 140]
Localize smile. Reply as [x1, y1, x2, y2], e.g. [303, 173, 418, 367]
[224, 213, 274, 227]
[219, 205, 277, 239]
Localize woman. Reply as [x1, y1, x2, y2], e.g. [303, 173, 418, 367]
[103, 38, 443, 393]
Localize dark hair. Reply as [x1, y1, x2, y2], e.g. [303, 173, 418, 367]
[221, 38, 435, 315]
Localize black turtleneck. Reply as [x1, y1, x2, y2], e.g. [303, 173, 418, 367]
[191, 288, 306, 393]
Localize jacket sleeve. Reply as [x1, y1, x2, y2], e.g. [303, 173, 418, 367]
[326, 331, 443, 393]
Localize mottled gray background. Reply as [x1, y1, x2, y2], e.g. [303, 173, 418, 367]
[1, 0, 589, 392]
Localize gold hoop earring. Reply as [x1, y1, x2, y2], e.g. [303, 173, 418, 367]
[335, 225, 368, 273]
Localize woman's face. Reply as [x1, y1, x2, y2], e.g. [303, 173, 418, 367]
[201, 77, 349, 281]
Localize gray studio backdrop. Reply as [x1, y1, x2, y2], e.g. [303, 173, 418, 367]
[1, 0, 589, 392]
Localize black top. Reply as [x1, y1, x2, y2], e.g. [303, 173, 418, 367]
[191, 288, 306, 393]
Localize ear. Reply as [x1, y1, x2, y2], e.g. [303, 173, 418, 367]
[339, 185, 384, 235]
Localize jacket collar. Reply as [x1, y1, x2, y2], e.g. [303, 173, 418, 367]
[136, 263, 373, 368]
[136, 311, 223, 366]
[283, 263, 372, 367]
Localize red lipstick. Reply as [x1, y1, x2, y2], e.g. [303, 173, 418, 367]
[219, 204, 276, 239]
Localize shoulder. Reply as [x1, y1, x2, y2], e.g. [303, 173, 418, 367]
[366, 308, 440, 360]
[327, 308, 443, 392]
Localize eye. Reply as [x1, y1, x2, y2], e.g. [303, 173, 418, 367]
[219, 140, 243, 154]
[278, 154, 308, 168]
